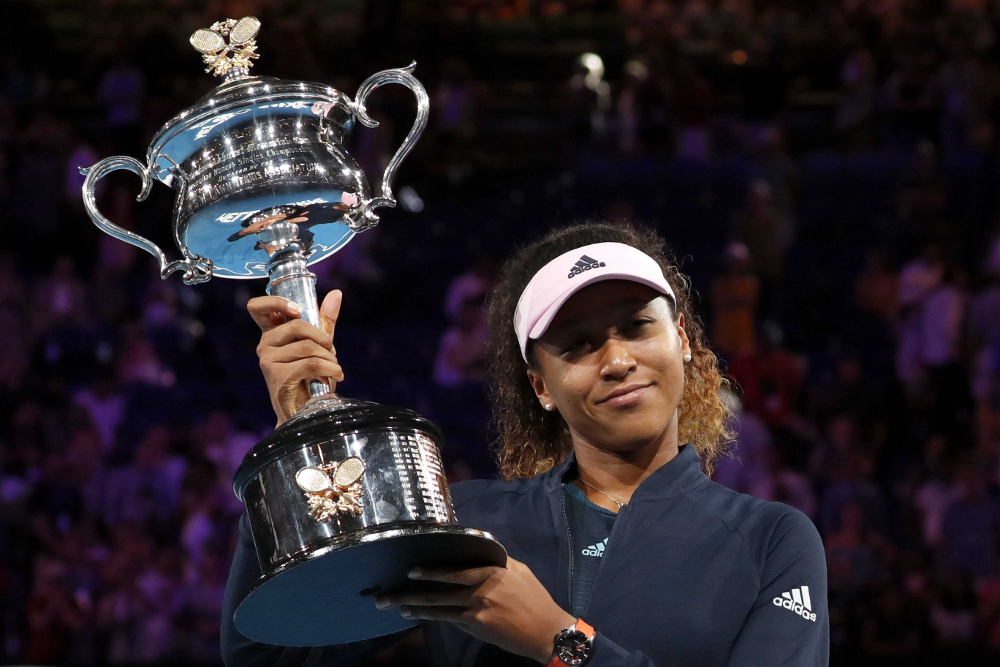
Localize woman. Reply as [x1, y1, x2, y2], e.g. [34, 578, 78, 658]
[222, 221, 829, 666]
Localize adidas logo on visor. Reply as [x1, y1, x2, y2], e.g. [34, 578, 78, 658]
[568, 254, 607, 279]
[772, 586, 817, 622]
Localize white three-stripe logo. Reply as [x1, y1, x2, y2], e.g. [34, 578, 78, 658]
[581, 537, 608, 557]
[772, 586, 817, 622]
[785, 586, 811, 609]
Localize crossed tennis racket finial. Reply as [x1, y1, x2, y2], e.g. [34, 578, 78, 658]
[295, 457, 367, 523]
[190, 17, 261, 78]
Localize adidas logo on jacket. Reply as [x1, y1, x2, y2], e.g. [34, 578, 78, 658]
[773, 586, 817, 622]
[581, 537, 608, 557]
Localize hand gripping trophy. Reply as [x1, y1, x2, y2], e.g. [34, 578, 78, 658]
[79, 17, 506, 647]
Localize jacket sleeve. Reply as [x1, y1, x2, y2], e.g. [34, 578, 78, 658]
[580, 509, 828, 667]
[724, 509, 829, 667]
[221, 512, 416, 667]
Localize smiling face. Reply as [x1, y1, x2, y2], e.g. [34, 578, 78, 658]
[526, 280, 691, 456]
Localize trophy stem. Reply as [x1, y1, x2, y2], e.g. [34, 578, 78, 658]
[265, 241, 330, 399]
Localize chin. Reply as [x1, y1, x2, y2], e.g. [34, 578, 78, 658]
[596, 413, 673, 451]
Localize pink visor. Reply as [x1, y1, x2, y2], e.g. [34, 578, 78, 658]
[513, 242, 676, 362]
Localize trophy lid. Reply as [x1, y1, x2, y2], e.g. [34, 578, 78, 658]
[147, 17, 355, 178]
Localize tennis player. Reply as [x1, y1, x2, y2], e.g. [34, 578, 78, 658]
[223, 221, 829, 666]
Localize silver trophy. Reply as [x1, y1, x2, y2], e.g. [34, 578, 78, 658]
[80, 17, 506, 647]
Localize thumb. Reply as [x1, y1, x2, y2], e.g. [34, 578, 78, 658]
[319, 289, 342, 337]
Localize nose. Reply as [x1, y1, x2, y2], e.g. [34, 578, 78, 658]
[599, 340, 637, 381]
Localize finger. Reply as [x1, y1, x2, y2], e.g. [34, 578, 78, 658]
[377, 587, 471, 609]
[318, 289, 342, 337]
[259, 319, 333, 351]
[260, 339, 339, 366]
[409, 565, 501, 586]
[397, 605, 471, 623]
[280, 358, 344, 385]
[247, 296, 301, 332]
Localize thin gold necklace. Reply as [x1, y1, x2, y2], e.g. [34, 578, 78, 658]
[577, 476, 626, 509]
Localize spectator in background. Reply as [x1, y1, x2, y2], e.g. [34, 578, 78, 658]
[116, 323, 175, 389]
[929, 571, 979, 647]
[73, 370, 124, 456]
[712, 389, 770, 495]
[731, 180, 793, 318]
[825, 499, 882, 596]
[97, 51, 145, 154]
[726, 320, 808, 447]
[859, 580, 925, 657]
[7, 112, 72, 263]
[894, 142, 948, 248]
[750, 445, 817, 519]
[433, 56, 480, 188]
[443, 255, 498, 324]
[835, 36, 876, 151]
[855, 247, 899, 324]
[23, 556, 85, 665]
[711, 241, 758, 358]
[883, 50, 937, 150]
[913, 433, 959, 549]
[970, 239, 1000, 467]
[820, 447, 889, 537]
[672, 59, 714, 162]
[746, 125, 798, 226]
[920, 264, 972, 435]
[936, 45, 996, 157]
[31, 255, 87, 335]
[615, 59, 650, 155]
[100, 426, 186, 531]
[896, 241, 945, 399]
[432, 294, 489, 387]
[940, 461, 1000, 582]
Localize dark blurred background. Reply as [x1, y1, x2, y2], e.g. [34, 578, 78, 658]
[1, 0, 1000, 665]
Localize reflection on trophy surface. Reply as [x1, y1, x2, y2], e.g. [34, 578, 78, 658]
[79, 16, 506, 647]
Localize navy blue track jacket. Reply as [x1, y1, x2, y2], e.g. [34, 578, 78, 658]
[222, 443, 829, 666]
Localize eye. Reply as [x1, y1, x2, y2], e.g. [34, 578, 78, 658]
[625, 318, 652, 333]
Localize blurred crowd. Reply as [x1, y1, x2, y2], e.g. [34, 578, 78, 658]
[2, 0, 1000, 665]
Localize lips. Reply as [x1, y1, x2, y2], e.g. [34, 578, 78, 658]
[597, 383, 652, 404]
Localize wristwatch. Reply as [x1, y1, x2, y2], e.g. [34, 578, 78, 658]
[547, 617, 595, 666]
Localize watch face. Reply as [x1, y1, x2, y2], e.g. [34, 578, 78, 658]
[556, 629, 591, 665]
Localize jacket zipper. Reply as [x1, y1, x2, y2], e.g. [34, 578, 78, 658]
[580, 501, 629, 619]
[561, 490, 574, 612]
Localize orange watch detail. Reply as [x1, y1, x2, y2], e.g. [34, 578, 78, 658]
[546, 618, 596, 667]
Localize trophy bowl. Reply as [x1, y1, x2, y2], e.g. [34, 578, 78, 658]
[80, 17, 506, 647]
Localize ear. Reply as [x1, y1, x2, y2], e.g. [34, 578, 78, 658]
[676, 312, 691, 358]
[526, 368, 554, 411]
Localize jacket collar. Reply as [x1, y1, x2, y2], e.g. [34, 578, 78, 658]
[542, 442, 706, 501]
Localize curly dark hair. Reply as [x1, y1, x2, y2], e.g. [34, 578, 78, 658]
[485, 220, 735, 481]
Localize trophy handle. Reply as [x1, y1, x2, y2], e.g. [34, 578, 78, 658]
[80, 156, 213, 285]
[347, 61, 429, 231]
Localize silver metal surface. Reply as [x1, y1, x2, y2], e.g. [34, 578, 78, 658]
[80, 156, 213, 285]
[241, 425, 457, 572]
[348, 62, 430, 231]
[81, 64, 428, 279]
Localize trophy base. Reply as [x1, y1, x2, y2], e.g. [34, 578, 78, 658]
[233, 523, 507, 646]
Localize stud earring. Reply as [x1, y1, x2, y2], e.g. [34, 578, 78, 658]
[683, 353, 692, 362]
[544, 403, 555, 411]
